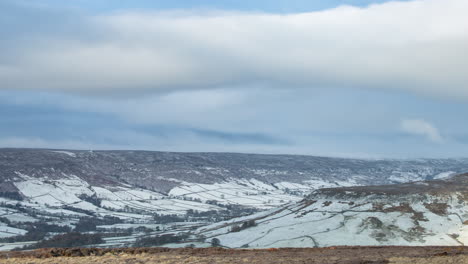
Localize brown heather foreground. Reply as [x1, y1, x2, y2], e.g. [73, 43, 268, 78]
[1, 247, 468, 264]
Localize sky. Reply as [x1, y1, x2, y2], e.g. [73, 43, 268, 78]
[1, 0, 468, 158]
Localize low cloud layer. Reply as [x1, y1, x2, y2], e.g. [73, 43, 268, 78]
[3, 86, 468, 158]
[401, 119, 443, 143]
[1, 0, 468, 99]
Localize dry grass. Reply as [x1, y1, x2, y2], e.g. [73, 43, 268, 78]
[390, 255, 468, 264]
[2, 247, 468, 264]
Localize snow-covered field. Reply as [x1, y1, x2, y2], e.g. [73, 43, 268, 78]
[10, 172, 229, 219]
[0, 169, 374, 250]
[9, 170, 366, 221]
[1, 148, 466, 250]
[169, 179, 303, 209]
[197, 191, 468, 248]
[0, 224, 27, 238]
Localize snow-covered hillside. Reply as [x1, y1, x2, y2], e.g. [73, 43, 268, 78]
[198, 173, 468, 248]
[2, 149, 468, 195]
[1, 148, 468, 250]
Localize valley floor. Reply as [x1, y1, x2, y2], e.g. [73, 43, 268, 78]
[2, 246, 468, 264]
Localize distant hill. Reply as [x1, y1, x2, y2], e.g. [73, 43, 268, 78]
[2, 148, 468, 193]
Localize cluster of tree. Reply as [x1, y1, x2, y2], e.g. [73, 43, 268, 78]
[99, 230, 133, 237]
[74, 216, 123, 232]
[97, 225, 158, 234]
[0, 221, 72, 243]
[78, 194, 102, 207]
[185, 206, 260, 223]
[224, 205, 259, 216]
[152, 207, 260, 225]
[153, 214, 185, 224]
[62, 206, 95, 216]
[74, 218, 98, 232]
[283, 188, 304, 196]
[0, 216, 126, 244]
[178, 196, 202, 203]
[0, 202, 26, 212]
[210, 238, 221, 247]
[26, 222, 72, 233]
[101, 215, 123, 225]
[185, 209, 220, 218]
[229, 220, 257, 233]
[205, 200, 220, 206]
[0, 230, 46, 243]
[219, 208, 260, 222]
[134, 226, 157, 233]
[0, 217, 11, 225]
[133, 233, 188, 247]
[0, 191, 23, 201]
[21, 232, 103, 250]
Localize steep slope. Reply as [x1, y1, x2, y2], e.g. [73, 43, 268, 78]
[200, 173, 468, 248]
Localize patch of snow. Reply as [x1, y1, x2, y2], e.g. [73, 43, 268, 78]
[51, 151, 76, 157]
[433, 171, 455, 180]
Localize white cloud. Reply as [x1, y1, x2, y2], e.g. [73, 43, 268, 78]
[1, 0, 468, 99]
[400, 119, 443, 143]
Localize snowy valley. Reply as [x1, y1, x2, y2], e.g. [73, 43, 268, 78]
[1, 148, 468, 250]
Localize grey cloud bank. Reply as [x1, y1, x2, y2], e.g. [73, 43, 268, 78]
[1, 0, 468, 100]
[2, 85, 468, 158]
